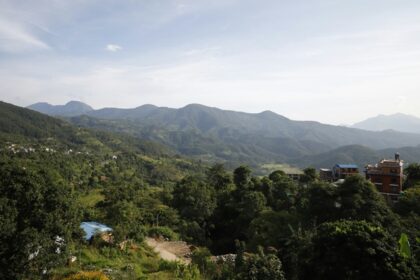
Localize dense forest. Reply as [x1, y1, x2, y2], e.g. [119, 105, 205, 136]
[1, 101, 420, 279]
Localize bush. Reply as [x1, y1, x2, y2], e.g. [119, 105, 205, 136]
[158, 260, 181, 271]
[63, 271, 109, 280]
[191, 247, 217, 278]
[147, 226, 179, 241]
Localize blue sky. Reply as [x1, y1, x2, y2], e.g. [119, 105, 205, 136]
[1, 0, 420, 124]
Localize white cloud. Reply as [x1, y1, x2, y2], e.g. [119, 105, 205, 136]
[105, 44, 122, 52]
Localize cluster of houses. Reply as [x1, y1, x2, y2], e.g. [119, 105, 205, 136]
[318, 153, 404, 203]
[2, 144, 37, 154]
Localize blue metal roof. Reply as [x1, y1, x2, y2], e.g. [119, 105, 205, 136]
[334, 164, 359, 169]
[80, 222, 112, 240]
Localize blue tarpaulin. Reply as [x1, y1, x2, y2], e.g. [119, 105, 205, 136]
[80, 221, 112, 240]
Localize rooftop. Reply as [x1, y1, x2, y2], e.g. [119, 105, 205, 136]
[379, 159, 403, 166]
[335, 164, 359, 169]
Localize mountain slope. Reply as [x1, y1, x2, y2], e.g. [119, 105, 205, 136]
[28, 101, 94, 117]
[293, 144, 420, 169]
[352, 113, 420, 134]
[1, 101, 204, 183]
[80, 103, 420, 149]
[28, 101, 420, 168]
[2, 101, 179, 155]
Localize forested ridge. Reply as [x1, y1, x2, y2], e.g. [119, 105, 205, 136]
[1, 101, 420, 279]
[28, 101, 420, 170]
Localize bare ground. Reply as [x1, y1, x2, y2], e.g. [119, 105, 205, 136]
[145, 237, 191, 264]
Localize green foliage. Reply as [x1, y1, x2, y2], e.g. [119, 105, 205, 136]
[206, 163, 233, 192]
[191, 247, 216, 278]
[0, 161, 81, 279]
[405, 163, 420, 188]
[173, 263, 201, 280]
[298, 181, 338, 225]
[234, 165, 252, 190]
[233, 247, 286, 280]
[2, 101, 420, 279]
[247, 210, 298, 250]
[300, 175, 399, 230]
[52, 243, 192, 279]
[147, 226, 179, 241]
[400, 233, 412, 259]
[338, 176, 400, 231]
[172, 176, 216, 224]
[63, 102, 420, 170]
[396, 187, 420, 216]
[266, 172, 298, 210]
[299, 167, 318, 184]
[301, 220, 418, 280]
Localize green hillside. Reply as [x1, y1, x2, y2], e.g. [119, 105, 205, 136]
[1, 101, 203, 182]
[2, 101, 420, 279]
[31, 102, 420, 169]
[293, 144, 420, 169]
[0, 101, 207, 279]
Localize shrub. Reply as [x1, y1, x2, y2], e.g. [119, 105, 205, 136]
[63, 271, 110, 280]
[147, 226, 179, 241]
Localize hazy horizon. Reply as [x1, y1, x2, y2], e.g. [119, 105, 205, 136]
[1, 0, 420, 125]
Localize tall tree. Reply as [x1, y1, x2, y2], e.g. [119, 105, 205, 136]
[206, 163, 233, 192]
[172, 175, 216, 244]
[0, 161, 80, 279]
[233, 165, 252, 191]
[337, 175, 399, 229]
[301, 220, 418, 280]
[395, 187, 420, 216]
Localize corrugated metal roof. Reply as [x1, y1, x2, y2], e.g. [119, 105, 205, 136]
[335, 164, 359, 169]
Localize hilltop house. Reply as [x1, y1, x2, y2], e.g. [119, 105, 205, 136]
[365, 154, 404, 203]
[320, 164, 359, 182]
[332, 164, 359, 179]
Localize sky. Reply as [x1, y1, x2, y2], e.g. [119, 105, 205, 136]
[1, 0, 420, 125]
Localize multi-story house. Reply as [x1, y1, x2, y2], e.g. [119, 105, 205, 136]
[365, 154, 404, 203]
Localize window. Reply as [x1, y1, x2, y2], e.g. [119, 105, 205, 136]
[391, 178, 397, 184]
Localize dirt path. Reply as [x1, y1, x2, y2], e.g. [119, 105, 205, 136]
[145, 237, 191, 264]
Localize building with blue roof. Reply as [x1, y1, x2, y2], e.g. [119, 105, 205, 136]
[334, 164, 359, 169]
[332, 164, 359, 180]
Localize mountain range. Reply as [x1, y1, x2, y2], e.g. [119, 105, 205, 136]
[1, 101, 202, 183]
[352, 113, 420, 134]
[28, 101, 94, 117]
[292, 144, 420, 169]
[26, 101, 420, 169]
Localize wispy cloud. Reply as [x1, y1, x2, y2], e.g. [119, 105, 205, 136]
[2, 1, 420, 124]
[105, 44, 122, 52]
[0, 18, 50, 53]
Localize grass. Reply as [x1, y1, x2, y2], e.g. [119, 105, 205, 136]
[78, 189, 105, 208]
[51, 242, 198, 280]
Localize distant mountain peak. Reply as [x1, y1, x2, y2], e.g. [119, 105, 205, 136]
[135, 104, 158, 109]
[65, 100, 91, 106]
[28, 100, 93, 117]
[181, 103, 215, 110]
[352, 113, 420, 134]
